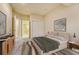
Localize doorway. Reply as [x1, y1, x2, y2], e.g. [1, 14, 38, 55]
[14, 16, 30, 39]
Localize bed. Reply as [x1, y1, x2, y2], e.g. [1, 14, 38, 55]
[31, 32, 70, 55]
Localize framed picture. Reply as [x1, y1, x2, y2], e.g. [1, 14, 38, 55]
[0, 11, 6, 35]
[54, 18, 66, 32]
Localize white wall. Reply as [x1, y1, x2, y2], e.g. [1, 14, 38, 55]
[44, 5, 79, 37]
[0, 4, 12, 34]
[30, 14, 45, 37]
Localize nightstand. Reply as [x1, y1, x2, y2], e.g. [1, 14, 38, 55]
[68, 41, 79, 49]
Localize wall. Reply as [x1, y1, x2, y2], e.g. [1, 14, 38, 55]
[13, 12, 45, 38]
[44, 5, 79, 37]
[0, 4, 12, 34]
[30, 14, 45, 37]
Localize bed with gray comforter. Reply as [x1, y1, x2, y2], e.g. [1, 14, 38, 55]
[33, 37, 60, 53]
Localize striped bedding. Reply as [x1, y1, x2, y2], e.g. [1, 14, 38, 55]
[33, 37, 60, 53]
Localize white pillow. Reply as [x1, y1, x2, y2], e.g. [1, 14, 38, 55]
[49, 35, 66, 41]
[55, 36, 65, 41]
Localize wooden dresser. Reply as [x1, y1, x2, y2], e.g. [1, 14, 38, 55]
[0, 35, 15, 55]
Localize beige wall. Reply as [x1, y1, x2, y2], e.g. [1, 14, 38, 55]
[44, 5, 79, 38]
[0, 3, 12, 34]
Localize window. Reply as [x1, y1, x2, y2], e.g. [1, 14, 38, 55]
[22, 20, 29, 38]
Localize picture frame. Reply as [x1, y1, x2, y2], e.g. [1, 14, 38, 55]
[54, 18, 66, 32]
[0, 11, 6, 35]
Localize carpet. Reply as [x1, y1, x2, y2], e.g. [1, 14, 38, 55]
[52, 48, 79, 55]
[22, 41, 79, 55]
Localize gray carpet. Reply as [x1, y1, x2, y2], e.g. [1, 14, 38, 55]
[21, 42, 32, 55]
[52, 48, 79, 55]
[22, 41, 79, 55]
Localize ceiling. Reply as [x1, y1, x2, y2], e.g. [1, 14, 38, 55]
[11, 3, 78, 16]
